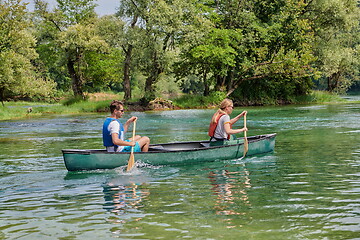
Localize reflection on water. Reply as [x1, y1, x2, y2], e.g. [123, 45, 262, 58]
[102, 176, 151, 225]
[0, 103, 359, 239]
[208, 166, 252, 228]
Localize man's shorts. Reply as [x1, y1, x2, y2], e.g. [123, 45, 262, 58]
[122, 140, 141, 152]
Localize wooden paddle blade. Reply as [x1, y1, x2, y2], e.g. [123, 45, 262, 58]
[126, 152, 135, 171]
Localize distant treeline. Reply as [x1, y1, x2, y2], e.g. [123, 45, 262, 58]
[1, 0, 359, 105]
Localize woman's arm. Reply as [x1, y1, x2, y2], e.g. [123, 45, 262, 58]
[224, 123, 247, 135]
[229, 111, 247, 125]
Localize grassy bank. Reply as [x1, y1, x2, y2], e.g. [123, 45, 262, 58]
[0, 100, 110, 121]
[0, 91, 355, 121]
[172, 90, 349, 108]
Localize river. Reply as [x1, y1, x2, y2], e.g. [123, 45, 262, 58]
[0, 102, 359, 239]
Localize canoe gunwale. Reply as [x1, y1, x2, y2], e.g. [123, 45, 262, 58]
[62, 133, 276, 155]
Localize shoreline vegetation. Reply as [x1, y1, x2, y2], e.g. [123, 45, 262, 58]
[0, 91, 355, 121]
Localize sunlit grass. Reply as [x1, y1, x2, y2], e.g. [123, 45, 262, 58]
[295, 90, 346, 104]
[0, 99, 111, 121]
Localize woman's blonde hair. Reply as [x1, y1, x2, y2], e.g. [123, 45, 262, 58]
[210, 98, 233, 123]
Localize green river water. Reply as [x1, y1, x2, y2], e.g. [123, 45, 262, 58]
[0, 102, 359, 239]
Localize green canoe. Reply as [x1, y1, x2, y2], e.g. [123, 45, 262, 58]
[62, 133, 276, 171]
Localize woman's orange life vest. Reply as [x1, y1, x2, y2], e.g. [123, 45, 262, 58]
[208, 113, 231, 140]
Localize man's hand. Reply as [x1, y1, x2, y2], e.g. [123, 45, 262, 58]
[129, 116, 138, 122]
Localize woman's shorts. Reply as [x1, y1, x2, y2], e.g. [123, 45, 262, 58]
[122, 140, 141, 152]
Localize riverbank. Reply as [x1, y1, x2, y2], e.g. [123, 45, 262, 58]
[0, 91, 354, 121]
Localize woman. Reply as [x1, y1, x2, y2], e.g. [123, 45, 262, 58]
[208, 98, 247, 145]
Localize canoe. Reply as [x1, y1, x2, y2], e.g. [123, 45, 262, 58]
[62, 133, 276, 171]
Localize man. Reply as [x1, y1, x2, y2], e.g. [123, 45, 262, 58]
[102, 100, 150, 152]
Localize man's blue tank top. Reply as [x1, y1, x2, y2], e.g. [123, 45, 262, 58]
[102, 118, 124, 147]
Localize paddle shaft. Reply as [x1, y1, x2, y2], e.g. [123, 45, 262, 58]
[131, 120, 136, 153]
[126, 120, 136, 171]
[243, 114, 248, 157]
[244, 114, 247, 130]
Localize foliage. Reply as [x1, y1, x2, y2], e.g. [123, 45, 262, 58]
[0, 0, 56, 105]
[155, 74, 182, 97]
[295, 90, 346, 104]
[2, 0, 359, 105]
[305, 0, 360, 93]
[34, 0, 109, 98]
[172, 91, 227, 108]
[118, 0, 200, 103]
[62, 95, 88, 106]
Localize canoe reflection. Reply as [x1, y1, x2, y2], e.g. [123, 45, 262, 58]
[208, 168, 251, 226]
[103, 179, 150, 216]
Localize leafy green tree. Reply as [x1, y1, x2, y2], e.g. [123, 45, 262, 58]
[0, 0, 55, 105]
[89, 15, 125, 92]
[97, 14, 137, 100]
[177, 0, 317, 101]
[304, 0, 360, 93]
[118, 0, 198, 103]
[34, 0, 108, 98]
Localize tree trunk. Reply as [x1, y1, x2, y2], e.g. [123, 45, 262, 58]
[122, 15, 138, 101]
[0, 87, 4, 107]
[203, 71, 209, 96]
[226, 67, 235, 92]
[215, 75, 221, 91]
[327, 72, 340, 92]
[143, 50, 163, 101]
[67, 56, 83, 98]
[144, 75, 156, 99]
[123, 45, 133, 101]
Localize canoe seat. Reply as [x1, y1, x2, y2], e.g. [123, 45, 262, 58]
[200, 142, 210, 148]
[149, 145, 167, 152]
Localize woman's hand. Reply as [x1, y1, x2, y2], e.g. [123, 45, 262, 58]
[236, 111, 247, 119]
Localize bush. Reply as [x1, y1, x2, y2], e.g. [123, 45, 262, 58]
[172, 91, 227, 108]
[62, 95, 88, 106]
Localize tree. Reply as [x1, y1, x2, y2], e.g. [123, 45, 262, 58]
[118, 0, 198, 103]
[97, 13, 137, 101]
[304, 0, 360, 93]
[0, 0, 55, 105]
[34, 0, 108, 98]
[177, 0, 317, 101]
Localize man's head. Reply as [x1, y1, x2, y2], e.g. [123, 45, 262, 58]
[109, 100, 125, 118]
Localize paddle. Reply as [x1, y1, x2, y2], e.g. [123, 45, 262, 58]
[243, 114, 248, 158]
[126, 119, 137, 172]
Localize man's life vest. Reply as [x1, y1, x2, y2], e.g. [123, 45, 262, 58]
[208, 113, 231, 140]
[102, 117, 124, 147]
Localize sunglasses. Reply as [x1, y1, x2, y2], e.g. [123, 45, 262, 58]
[118, 109, 124, 112]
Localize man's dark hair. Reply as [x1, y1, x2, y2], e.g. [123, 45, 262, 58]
[109, 100, 123, 114]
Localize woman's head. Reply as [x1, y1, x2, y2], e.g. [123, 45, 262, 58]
[220, 99, 233, 111]
[211, 98, 233, 123]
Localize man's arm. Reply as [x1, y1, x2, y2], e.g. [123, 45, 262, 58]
[123, 116, 138, 132]
[111, 133, 135, 147]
